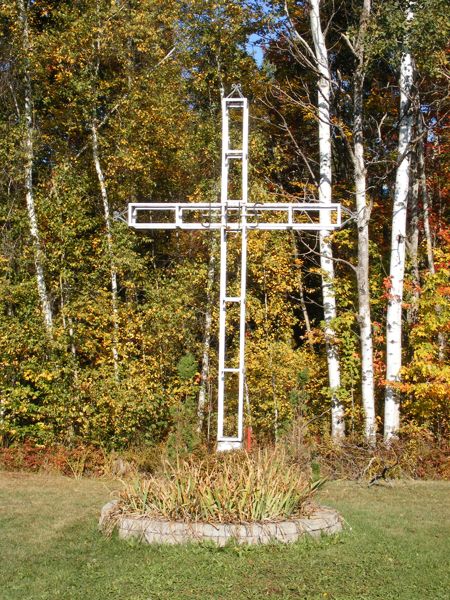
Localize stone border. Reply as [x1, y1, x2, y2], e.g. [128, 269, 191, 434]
[99, 501, 342, 546]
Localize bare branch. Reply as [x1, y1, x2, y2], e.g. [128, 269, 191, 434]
[298, 233, 359, 275]
[341, 32, 357, 57]
[284, 0, 316, 62]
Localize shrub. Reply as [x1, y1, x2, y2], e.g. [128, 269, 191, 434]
[118, 447, 321, 523]
[309, 428, 450, 481]
[0, 441, 106, 477]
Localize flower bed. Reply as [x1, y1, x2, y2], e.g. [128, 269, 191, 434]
[99, 448, 343, 545]
[99, 500, 342, 545]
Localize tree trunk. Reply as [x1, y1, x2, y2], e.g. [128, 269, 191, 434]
[406, 131, 420, 325]
[91, 117, 120, 377]
[309, 0, 345, 439]
[353, 0, 376, 444]
[292, 232, 312, 338]
[18, 0, 53, 336]
[197, 236, 217, 432]
[59, 273, 77, 361]
[384, 4, 415, 440]
[418, 119, 435, 276]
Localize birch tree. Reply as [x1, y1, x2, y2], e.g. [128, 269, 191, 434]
[91, 116, 120, 377]
[89, 2, 121, 377]
[308, 0, 345, 438]
[346, 0, 376, 443]
[17, 0, 53, 336]
[277, 1, 345, 438]
[384, 2, 416, 439]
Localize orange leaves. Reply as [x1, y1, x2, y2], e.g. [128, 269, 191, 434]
[437, 285, 450, 297]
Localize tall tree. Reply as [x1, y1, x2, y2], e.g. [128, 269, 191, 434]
[347, 0, 376, 443]
[91, 114, 120, 376]
[18, 0, 53, 336]
[384, 1, 416, 439]
[269, 0, 346, 438]
[308, 0, 345, 438]
[90, 1, 120, 375]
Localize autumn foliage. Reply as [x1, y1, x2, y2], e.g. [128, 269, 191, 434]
[0, 1, 448, 452]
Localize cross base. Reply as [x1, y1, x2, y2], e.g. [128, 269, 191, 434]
[217, 440, 243, 452]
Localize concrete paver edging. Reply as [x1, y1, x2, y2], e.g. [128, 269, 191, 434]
[99, 501, 343, 546]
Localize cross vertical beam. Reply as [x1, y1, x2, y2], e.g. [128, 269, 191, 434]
[127, 88, 342, 452]
[217, 93, 249, 451]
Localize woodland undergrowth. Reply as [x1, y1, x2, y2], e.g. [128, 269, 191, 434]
[1, 422, 448, 482]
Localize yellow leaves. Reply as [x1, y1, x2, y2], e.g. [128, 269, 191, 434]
[91, 237, 101, 250]
[54, 68, 73, 84]
[244, 340, 327, 436]
[331, 116, 353, 142]
[301, 106, 316, 123]
[23, 369, 54, 383]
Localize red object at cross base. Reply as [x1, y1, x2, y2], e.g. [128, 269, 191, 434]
[245, 426, 252, 452]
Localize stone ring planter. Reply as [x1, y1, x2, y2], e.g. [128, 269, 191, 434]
[99, 501, 343, 546]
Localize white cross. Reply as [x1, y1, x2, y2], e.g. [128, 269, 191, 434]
[128, 87, 341, 451]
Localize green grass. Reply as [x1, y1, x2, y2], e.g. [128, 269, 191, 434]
[0, 472, 449, 600]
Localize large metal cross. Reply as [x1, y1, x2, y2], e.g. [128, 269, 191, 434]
[128, 87, 341, 451]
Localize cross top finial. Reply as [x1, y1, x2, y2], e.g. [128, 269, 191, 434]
[227, 83, 244, 98]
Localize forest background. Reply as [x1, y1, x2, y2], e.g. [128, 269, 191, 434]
[0, 0, 448, 458]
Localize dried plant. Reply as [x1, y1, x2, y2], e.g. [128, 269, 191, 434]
[118, 447, 322, 523]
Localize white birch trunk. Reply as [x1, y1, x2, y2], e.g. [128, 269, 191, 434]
[384, 4, 415, 439]
[197, 237, 217, 432]
[19, 0, 53, 336]
[407, 141, 420, 325]
[354, 119, 376, 444]
[353, 0, 376, 443]
[91, 118, 120, 377]
[309, 0, 345, 439]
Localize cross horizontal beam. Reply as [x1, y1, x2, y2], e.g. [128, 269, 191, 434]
[128, 202, 341, 231]
[127, 89, 344, 451]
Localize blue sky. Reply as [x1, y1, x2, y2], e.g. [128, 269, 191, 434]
[246, 34, 265, 67]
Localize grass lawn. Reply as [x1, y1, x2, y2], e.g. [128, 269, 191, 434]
[0, 472, 448, 600]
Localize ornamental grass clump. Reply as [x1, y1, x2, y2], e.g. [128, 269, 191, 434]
[119, 448, 321, 523]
